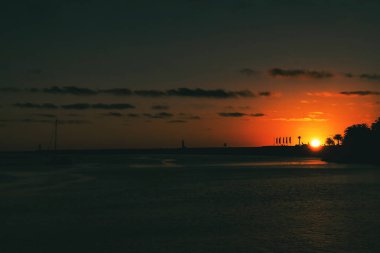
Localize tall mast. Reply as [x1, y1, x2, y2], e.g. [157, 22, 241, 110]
[54, 119, 58, 151]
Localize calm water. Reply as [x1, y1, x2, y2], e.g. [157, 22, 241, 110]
[0, 154, 379, 253]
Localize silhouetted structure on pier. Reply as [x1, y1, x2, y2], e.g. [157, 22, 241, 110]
[275, 136, 292, 146]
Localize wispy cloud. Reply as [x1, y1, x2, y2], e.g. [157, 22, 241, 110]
[102, 112, 123, 117]
[178, 113, 201, 120]
[143, 112, 173, 119]
[14, 103, 136, 110]
[166, 88, 257, 98]
[127, 113, 140, 118]
[340, 91, 380, 96]
[91, 103, 135, 110]
[0, 118, 91, 124]
[61, 103, 91, 110]
[1, 86, 271, 99]
[14, 103, 59, 109]
[99, 88, 132, 96]
[218, 112, 265, 117]
[259, 91, 271, 96]
[269, 68, 333, 79]
[151, 105, 169, 110]
[43, 86, 97, 95]
[359, 74, 380, 81]
[134, 90, 167, 97]
[345, 73, 354, 78]
[251, 113, 265, 117]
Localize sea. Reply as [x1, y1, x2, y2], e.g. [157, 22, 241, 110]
[0, 153, 379, 253]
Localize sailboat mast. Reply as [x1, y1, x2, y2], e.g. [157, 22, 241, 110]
[54, 119, 58, 151]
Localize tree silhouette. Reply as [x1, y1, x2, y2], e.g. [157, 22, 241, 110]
[371, 117, 380, 146]
[333, 134, 343, 145]
[343, 124, 371, 148]
[325, 137, 335, 146]
[372, 117, 380, 131]
[323, 117, 379, 164]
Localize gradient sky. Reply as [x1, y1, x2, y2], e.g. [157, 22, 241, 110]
[1, 0, 379, 150]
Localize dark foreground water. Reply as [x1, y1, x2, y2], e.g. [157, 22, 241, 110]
[0, 154, 379, 253]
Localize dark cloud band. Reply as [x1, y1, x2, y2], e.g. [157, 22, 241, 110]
[2, 87, 270, 99]
[269, 68, 333, 79]
[14, 103, 136, 110]
[359, 74, 380, 81]
[340, 91, 380, 96]
[218, 112, 265, 117]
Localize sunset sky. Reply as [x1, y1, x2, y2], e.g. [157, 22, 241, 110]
[1, 0, 379, 151]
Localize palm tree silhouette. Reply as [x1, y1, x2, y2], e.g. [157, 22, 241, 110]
[325, 137, 335, 146]
[333, 134, 343, 145]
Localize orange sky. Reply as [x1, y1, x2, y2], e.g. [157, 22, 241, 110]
[0, 71, 378, 151]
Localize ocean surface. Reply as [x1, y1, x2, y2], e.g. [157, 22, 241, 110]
[0, 153, 379, 253]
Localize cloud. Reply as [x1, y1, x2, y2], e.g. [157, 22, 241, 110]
[34, 113, 56, 118]
[0, 119, 90, 124]
[259, 91, 271, 96]
[61, 103, 91, 110]
[250, 113, 265, 117]
[151, 105, 169, 110]
[15, 103, 136, 110]
[218, 112, 265, 117]
[127, 113, 140, 118]
[178, 113, 201, 120]
[43, 86, 97, 95]
[91, 103, 135, 110]
[239, 68, 256, 76]
[61, 103, 135, 110]
[166, 88, 256, 98]
[360, 74, 380, 81]
[134, 90, 166, 97]
[218, 112, 247, 117]
[102, 112, 123, 117]
[340, 91, 380, 96]
[269, 68, 333, 79]
[143, 112, 173, 119]
[2, 86, 269, 99]
[99, 88, 133, 96]
[14, 103, 58, 109]
[345, 73, 354, 78]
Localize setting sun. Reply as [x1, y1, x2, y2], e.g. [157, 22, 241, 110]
[310, 139, 321, 148]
